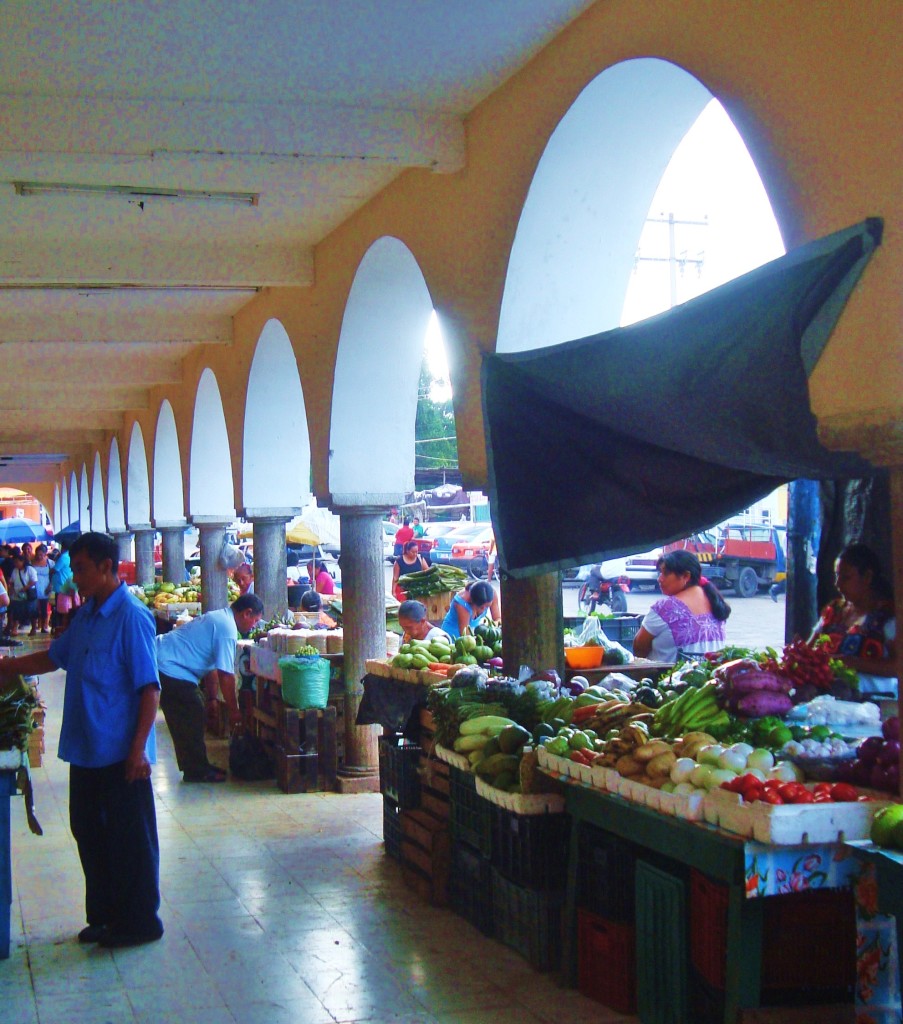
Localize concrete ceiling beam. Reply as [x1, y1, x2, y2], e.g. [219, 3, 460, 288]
[0, 94, 465, 173]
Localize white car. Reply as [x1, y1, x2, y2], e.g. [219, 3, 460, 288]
[624, 549, 663, 590]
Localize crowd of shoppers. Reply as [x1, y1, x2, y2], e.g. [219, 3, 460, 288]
[0, 539, 71, 641]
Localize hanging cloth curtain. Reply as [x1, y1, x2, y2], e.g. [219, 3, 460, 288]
[482, 218, 883, 577]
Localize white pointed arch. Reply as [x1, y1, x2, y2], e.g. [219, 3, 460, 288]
[68, 471, 79, 524]
[61, 477, 69, 528]
[153, 400, 185, 522]
[90, 452, 107, 532]
[497, 59, 712, 352]
[329, 237, 434, 501]
[79, 465, 90, 527]
[189, 369, 235, 518]
[52, 486, 61, 532]
[243, 319, 310, 509]
[106, 437, 126, 532]
[127, 422, 151, 526]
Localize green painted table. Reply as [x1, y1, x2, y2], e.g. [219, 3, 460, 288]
[560, 780, 857, 1023]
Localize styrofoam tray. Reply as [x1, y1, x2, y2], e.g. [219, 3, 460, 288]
[474, 775, 565, 814]
[657, 786, 707, 821]
[703, 785, 892, 844]
[535, 745, 570, 776]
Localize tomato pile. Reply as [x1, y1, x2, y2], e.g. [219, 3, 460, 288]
[720, 773, 864, 805]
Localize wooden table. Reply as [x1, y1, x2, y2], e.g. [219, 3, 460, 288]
[564, 658, 672, 683]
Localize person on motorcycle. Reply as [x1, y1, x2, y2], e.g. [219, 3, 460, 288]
[580, 565, 628, 614]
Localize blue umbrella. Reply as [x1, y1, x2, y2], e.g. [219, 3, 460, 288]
[0, 518, 52, 543]
[53, 521, 82, 542]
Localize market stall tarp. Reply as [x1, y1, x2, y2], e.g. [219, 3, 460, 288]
[482, 218, 883, 577]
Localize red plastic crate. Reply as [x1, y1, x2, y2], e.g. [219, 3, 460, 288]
[689, 869, 729, 990]
[761, 888, 856, 996]
[577, 909, 637, 1014]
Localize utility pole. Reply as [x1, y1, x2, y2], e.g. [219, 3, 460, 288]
[634, 213, 707, 308]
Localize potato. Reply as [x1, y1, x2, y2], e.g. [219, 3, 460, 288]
[615, 754, 643, 777]
[635, 740, 672, 763]
[647, 751, 678, 778]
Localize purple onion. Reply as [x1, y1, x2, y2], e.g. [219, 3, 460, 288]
[487, 657, 504, 669]
[877, 740, 901, 767]
[870, 763, 891, 791]
[882, 717, 901, 742]
[538, 669, 562, 687]
[858, 736, 885, 765]
[567, 679, 587, 695]
[852, 761, 873, 786]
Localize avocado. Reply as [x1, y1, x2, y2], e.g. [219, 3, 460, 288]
[498, 723, 531, 755]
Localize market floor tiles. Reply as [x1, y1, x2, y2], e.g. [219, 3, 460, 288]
[6, 668, 635, 1024]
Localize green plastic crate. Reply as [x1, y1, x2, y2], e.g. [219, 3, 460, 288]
[635, 860, 688, 1024]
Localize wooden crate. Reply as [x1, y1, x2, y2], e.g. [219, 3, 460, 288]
[273, 705, 338, 793]
[423, 592, 455, 622]
[27, 728, 44, 768]
[400, 807, 450, 906]
[420, 756, 450, 798]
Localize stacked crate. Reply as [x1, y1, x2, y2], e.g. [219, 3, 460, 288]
[488, 801, 569, 973]
[27, 702, 45, 768]
[273, 703, 338, 794]
[379, 730, 450, 907]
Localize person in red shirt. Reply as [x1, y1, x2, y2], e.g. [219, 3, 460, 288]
[393, 517, 414, 558]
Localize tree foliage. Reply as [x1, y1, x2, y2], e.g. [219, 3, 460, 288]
[415, 354, 457, 469]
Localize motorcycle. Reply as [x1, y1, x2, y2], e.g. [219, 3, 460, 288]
[578, 566, 629, 614]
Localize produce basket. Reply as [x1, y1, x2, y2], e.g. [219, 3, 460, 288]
[278, 656, 330, 710]
[433, 743, 471, 772]
[474, 775, 565, 816]
[564, 645, 604, 669]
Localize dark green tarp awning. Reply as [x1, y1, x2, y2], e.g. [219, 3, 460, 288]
[483, 218, 883, 577]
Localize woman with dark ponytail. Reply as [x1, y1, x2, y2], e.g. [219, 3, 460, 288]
[633, 550, 731, 662]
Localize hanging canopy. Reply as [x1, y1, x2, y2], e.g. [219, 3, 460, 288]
[483, 218, 883, 577]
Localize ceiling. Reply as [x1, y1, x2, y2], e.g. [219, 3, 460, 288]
[0, 0, 595, 486]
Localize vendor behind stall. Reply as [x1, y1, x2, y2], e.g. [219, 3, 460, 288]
[441, 581, 499, 640]
[811, 543, 897, 696]
[633, 550, 730, 663]
[398, 600, 450, 644]
[299, 590, 336, 629]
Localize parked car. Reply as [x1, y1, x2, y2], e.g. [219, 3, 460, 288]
[430, 523, 494, 573]
[415, 522, 458, 558]
[382, 521, 398, 562]
[624, 548, 663, 590]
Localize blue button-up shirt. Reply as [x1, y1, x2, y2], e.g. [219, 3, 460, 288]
[49, 582, 160, 768]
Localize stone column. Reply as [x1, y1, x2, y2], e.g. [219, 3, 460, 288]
[194, 519, 230, 611]
[158, 524, 188, 584]
[334, 507, 387, 790]
[499, 570, 564, 680]
[248, 515, 292, 619]
[111, 531, 132, 565]
[132, 526, 155, 586]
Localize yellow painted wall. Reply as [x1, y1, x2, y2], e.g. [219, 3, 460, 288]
[89, 0, 901, 514]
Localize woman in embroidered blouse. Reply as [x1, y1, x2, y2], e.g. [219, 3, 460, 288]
[633, 550, 730, 663]
[810, 543, 896, 696]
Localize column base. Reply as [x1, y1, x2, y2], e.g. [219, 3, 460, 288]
[335, 767, 380, 794]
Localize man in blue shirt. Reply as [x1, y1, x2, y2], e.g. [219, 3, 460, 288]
[156, 593, 263, 783]
[0, 532, 162, 948]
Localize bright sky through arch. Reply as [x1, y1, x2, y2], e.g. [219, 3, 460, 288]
[621, 99, 785, 327]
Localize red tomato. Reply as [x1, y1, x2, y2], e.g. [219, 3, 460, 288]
[778, 782, 806, 801]
[762, 790, 784, 805]
[830, 783, 859, 803]
[813, 783, 833, 795]
[813, 793, 834, 802]
[791, 790, 816, 804]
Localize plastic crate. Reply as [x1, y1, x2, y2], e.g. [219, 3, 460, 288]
[576, 823, 637, 921]
[598, 614, 643, 645]
[448, 765, 491, 857]
[448, 840, 494, 936]
[378, 736, 421, 809]
[490, 804, 569, 890]
[761, 888, 856, 999]
[577, 909, 637, 1014]
[689, 968, 725, 1024]
[689, 869, 729, 990]
[382, 795, 403, 861]
[491, 866, 564, 972]
[635, 860, 688, 1024]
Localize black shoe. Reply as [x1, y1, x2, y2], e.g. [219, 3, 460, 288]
[78, 924, 108, 943]
[98, 926, 163, 948]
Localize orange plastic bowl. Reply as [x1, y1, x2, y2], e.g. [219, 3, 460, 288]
[564, 645, 605, 669]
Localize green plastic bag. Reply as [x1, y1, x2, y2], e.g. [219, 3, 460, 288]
[279, 655, 330, 710]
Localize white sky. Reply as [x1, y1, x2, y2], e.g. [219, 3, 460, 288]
[426, 98, 786, 398]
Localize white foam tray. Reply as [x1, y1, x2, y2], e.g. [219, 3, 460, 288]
[433, 743, 472, 772]
[473, 775, 565, 814]
[703, 785, 892, 844]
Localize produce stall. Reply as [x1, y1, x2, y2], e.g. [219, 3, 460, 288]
[376, 637, 899, 1022]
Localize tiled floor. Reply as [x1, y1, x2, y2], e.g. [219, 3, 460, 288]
[6, 665, 634, 1024]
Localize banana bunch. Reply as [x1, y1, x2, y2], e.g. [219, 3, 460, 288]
[651, 681, 731, 738]
[538, 696, 575, 725]
[583, 698, 654, 734]
[594, 721, 679, 789]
